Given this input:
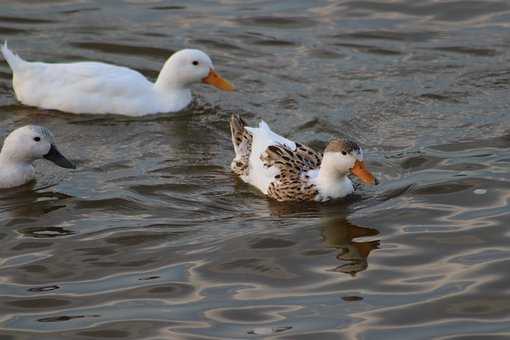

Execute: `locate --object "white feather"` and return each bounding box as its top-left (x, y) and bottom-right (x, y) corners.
top-left (1, 44), bottom-right (227, 116)
top-left (242, 120), bottom-right (296, 194)
top-left (1, 41), bottom-right (25, 72)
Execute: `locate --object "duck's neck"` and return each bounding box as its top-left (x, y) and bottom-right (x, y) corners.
top-left (0, 148), bottom-right (32, 165)
top-left (153, 63), bottom-right (192, 111)
top-left (0, 151), bottom-right (35, 188)
top-left (315, 155), bottom-right (353, 200)
top-left (154, 76), bottom-right (185, 92)
top-left (154, 59), bottom-right (185, 91)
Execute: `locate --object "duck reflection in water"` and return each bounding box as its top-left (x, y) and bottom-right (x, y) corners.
top-left (322, 217), bottom-right (379, 276)
top-left (266, 200), bottom-right (380, 276)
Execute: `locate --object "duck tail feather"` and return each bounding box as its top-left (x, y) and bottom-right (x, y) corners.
top-left (1, 41), bottom-right (25, 71)
top-left (229, 114), bottom-right (252, 176)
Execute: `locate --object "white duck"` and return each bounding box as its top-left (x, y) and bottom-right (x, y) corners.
top-left (1, 42), bottom-right (234, 116)
top-left (230, 114), bottom-right (377, 202)
top-left (0, 125), bottom-right (75, 189)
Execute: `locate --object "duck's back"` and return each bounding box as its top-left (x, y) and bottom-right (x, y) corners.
top-left (244, 121), bottom-right (296, 192)
top-left (12, 59), bottom-right (157, 114)
top-left (230, 115), bottom-right (325, 201)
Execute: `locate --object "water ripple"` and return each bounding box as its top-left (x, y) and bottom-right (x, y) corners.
top-left (0, 0), bottom-right (509, 338)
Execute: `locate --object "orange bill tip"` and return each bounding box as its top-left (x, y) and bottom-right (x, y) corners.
top-left (202, 69), bottom-right (235, 91)
top-left (351, 160), bottom-right (378, 185)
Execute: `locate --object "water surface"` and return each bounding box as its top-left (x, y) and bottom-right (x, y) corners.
top-left (1, 0), bottom-right (510, 339)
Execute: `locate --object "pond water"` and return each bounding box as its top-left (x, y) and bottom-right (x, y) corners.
top-left (0, 0), bottom-right (510, 339)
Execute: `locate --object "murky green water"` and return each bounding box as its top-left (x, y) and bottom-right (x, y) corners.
top-left (1, 0), bottom-right (510, 339)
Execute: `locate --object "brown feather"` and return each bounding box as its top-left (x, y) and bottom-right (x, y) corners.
top-left (229, 114), bottom-right (252, 177)
top-left (262, 143), bottom-right (322, 201)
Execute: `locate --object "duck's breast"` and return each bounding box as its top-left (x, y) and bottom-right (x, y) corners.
top-left (0, 163), bottom-right (34, 189)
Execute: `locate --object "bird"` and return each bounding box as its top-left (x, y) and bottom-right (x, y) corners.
top-left (0, 125), bottom-right (75, 189)
top-left (229, 114), bottom-right (378, 202)
top-left (1, 42), bottom-right (234, 116)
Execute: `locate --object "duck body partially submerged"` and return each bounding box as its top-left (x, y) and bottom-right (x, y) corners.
top-left (1, 43), bottom-right (234, 116)
top-left (229, 114), bottom-right (377, 202)
top-left (0, 125), bottom-right (75, 189)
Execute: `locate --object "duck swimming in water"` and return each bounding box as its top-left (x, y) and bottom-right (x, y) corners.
top-left (0, 125), bottom-right (75, 189)
top-left (1, 42), bottom-right (234, 116)
top-left (229, 114), bottom-right (378, 202)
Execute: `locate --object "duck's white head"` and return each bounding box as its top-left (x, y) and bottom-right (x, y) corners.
top-left (155, 49), bottom-right (234, 91)
top-left (1, 125), bottom-right (75, 169)
top-left (321, 139), bottom-right (377, 185)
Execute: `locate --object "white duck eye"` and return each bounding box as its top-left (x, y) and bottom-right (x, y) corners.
top-left (192, 60), bottom-right (199, 66)
top-left (341, 151), bottom-right (347, 156)
top-left (34, 136), bottom-right (41, 142)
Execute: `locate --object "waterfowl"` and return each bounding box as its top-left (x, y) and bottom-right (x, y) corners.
top-left (230, 114), bottom-right (377, 202)
top-left (0, 125), bottom-right (75, 189)
top-left (1, 42), bottom-right (234, 116)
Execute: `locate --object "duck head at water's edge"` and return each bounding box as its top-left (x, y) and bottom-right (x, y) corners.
top-left (0, 126), bottom-right (75, 189)
top-left (312, 139), bottom-right (378, 201)
top-left (155, 49), bottom-right (235, 92)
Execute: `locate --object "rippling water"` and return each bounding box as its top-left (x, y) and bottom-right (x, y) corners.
top-left (1, 0), bottom-right (510, 339)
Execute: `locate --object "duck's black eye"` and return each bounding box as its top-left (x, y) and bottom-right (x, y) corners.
top-left (34, 137), bottom-right (41, 142)
top-left (192, 60), bottom-right (199, 66)
top-left (341, 151), bottom-right (347, 156)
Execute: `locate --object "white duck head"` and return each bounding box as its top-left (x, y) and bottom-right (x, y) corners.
top-left (320, 139), bottom-right (377, 185)
top-left (0, 125), bottom-right (75, 169)
top-left (155, 49), bottom-right (234, 92)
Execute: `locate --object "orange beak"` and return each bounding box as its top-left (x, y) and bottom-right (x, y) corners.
top-left (351, 160), bottom-right (378, 185)
top-left (202, 69), bottom-right (235, 91)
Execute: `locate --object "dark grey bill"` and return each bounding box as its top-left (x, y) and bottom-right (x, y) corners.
top-left (44, 144), bottom-right (76, 169)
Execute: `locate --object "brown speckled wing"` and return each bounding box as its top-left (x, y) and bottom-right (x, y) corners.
top-left (261, 143), bottom-right (322, 202)
top-left (230, 114), bottom-right (252, 177)
top-left (294, 142), bottom-right (322, 171)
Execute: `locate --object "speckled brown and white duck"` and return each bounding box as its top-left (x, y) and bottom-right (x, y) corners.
top-left (230, 114), bottom-right (378, 202)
